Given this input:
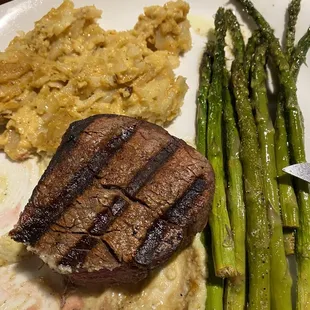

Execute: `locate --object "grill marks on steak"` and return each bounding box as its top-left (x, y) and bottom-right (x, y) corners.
top-left (135, 176), bottom-right (207, 267)
top-left (125, 139), bottom-right (180, 196)
top-left (10, 115), bottom-right (215, 284)
top-left (102, 200), bottom-right (157, 263)
top-left (11, 115), bottom-right (139, 245)
top-left (88, 196), bottom-right (130, 236)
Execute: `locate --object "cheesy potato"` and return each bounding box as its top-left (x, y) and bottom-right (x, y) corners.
top-left (73, 235), bottom-right (207, 310)
top-left (0, 0), bottom-right (191, 160)
top-left (0, 2), bottom-right (208, 309)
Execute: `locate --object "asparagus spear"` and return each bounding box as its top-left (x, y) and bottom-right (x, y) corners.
top-left (244, 30), bottom-right (261, 88)
top-left (283, 229), bottom-right (296, 256)
top-left (223, 69), bottom-right (246, 310)
top-left (224, 12), bottom-right (246, 309)
top-left (225, 9), bottom-right (245, 64)
top-left (207, 7), bottom-right (236, 278)
top-left (285, 0), bottom-right (301, 58)
top-left (290, 27), bottom-right (310, 81)
top-left (206, 229), bottom-right (224, 310)
top-left (194, 43), bottom-right (223, 310)
top-left (251, 43), bottom-right (292, 310)
top-left (271, 41), bottom-right (310, 309)
top-left (234, 0), bottom-right (310, 307)
top-left (296, 178), bottom-right (310, 310)
top-left (196, 42), bottom-right (214, 155)
top-left (275, 93), bottom-right (299, 228)
top-left (231, 59), bottom-right (270, 310)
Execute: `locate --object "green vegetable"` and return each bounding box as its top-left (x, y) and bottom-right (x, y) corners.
top-left (251, 43), bottom-right (292, 310)
top-left (231, 59), bottom-right (270, 310)
top-left (296, 178), bottom-right (310, 310)
top-left (235, 0), bottom-right (310, 307)
top-left (275, 92), bottom-right (299, 228)
top-left (225, 9), bottom-right (245, 64)
top-left (283, 229), bottom-right (296, 256)
top-left (290, 27), bottom-right (310, 81)
top-left (285, 0), bottom-right (301, 58)
top-left (244, 30), bottom-right (261, 82)
top-left (224, 11), bottom-right (246, 309)
top-left (206, 229), bottom-right (224, 310)
top-left (195, 42), bottom-right (222, 310)
top-left (207, 7), bottom-right (236, 278)
top-left (223, 69), bottom-right (246, 310)
top-left (196, 42), bottom-right (214, 155)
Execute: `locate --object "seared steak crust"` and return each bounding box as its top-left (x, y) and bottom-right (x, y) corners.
top-left (10, 114), bottom-right (214, 284)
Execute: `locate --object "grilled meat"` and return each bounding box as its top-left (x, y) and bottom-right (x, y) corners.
top-left (10, 114), bottom-right (214, 284)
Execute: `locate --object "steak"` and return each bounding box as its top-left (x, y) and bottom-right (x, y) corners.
top-left (9, 114), bottom-right (215, 285)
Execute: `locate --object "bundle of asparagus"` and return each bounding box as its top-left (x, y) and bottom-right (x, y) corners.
top-left (195, 0), bottom-right (310, 309)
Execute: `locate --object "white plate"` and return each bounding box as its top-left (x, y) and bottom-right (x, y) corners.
top-left (0, 0), bottom-right (309, 309)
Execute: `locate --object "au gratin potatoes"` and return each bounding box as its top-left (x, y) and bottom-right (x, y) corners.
top-left (0, 0), bottom-right (191, 160)
top-left (0, 1), bottom-right (209, 310)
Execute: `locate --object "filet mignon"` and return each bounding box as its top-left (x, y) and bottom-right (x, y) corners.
top-left (9, 114), bottom-right (215, 284)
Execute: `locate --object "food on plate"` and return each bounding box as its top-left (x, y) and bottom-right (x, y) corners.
top-left (290, 26), bottom-right (310, 80)
top-left (0, 234), bottom-right (30, 266)
top-left (222, 66), bottom-right (245, 307)
top-left (206, 8), bottom-right (236, 280)
top-left (0, 0), bottom-right (191, 161)
top-left (195, 42), bottom-right (213, 156)
top-left (285, 0), bottom-right (301, 59)
top-left (0, 1), bottom-right (210, 309)
top-left (251, 42), bottom-right (292, 309)
top-left (9, 114), bottom-right (215, 284)
top-left (238, 1), bottom-right (310, 308)
top-left (283, 229), bottom-right (295, 255)
top-left (196, 0), bottom-right (310, 308)
top-left (79, 235), bottom-right (207, 309)
top-left (1, 0), bottom-right (309, 307)
top-left (1, 235), bottom-right (207, 309)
